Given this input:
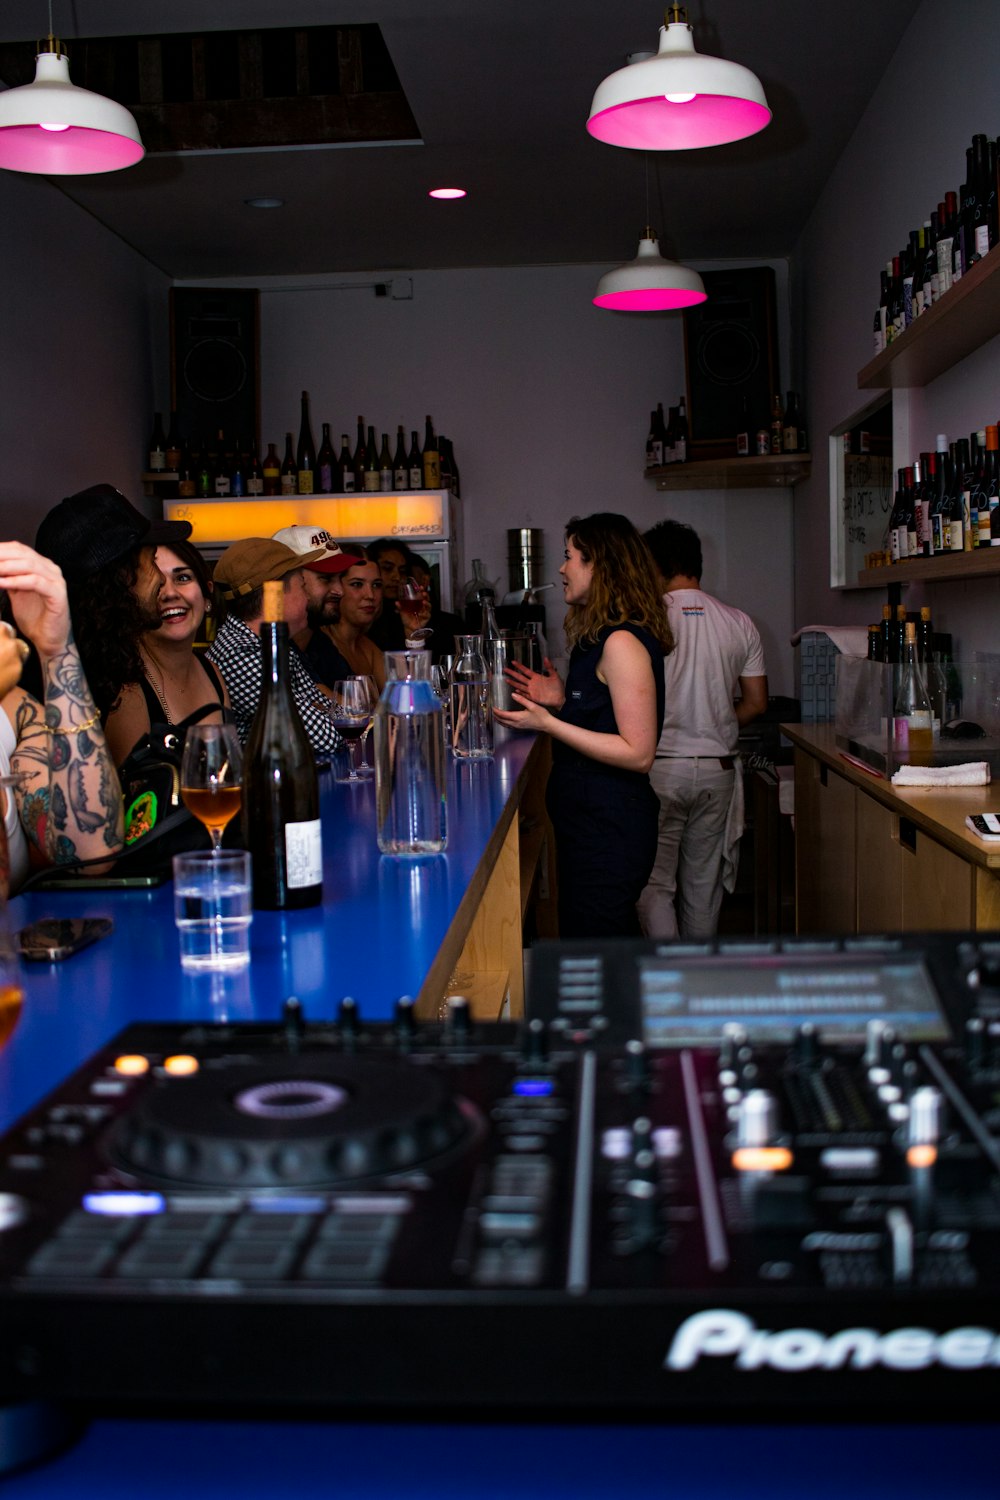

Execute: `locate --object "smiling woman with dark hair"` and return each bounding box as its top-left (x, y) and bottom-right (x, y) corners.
top-left (495, 511), bottom-right (672, 938)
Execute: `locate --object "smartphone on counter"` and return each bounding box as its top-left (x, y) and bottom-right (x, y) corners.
top-left (965, 814), bottom-right (1000, 843)
top-left (17, 918), bottom-right (114, 962)
top-left (27, 871), bottom-right (166, 891)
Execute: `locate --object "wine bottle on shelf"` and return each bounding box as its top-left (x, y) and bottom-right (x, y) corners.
top-left (903, 469), bottom-right (918, 558)
top-left (280, 433), bottom-right (297, 495)
top-left (364, 425), bottom-right (380, 491)
top-left (888, 471), bottom-right (905, 564)
top-left (673, 398), bottom-right (688, 464)
top-left (340, 434), bottom-right (356, 492)
top-left (975, 430), bottom-right (991, 548)
top-left (911, 456), bottom-right (928, 557)
top-left (873, 268), bottom-right (888, 354)
top-left (352, 417), bottom-right (367, 491)
top-left (663, 406), bottom-right (678, 464)
top-left (917, 605), bottom-right (934, 665)
top-left (393, 425), bottom-right (409, 489)
top-left (867, 624), bottom-right (881, 662)
top-left (970, 133), bottom-right (991, 262)
top-left (316, 423), bottom-right (337, 493)
top-left (923, 215), bottom-right (938, 312)
top-left (243, 581), bottom-right (323, 911)
top-left (148, 412), bottom-right (167, 472)
top-left (177, 443), bottom-right (196, 500)
top-left (782, 392), bottom-right (799, 453)
top-left (912, 226), bottom-right (927, 318)
top-left (197, 444), bottom-right (212, 500)
top-left (164, 411), bottom-right (182, 472)
top-left (230, 438), bottom-right (245, 498)
top-left (262, 443), bottom-right (281, 496)
top-left (407, 430), bottom-right (422, 489)
top-left (894, 604), bottom-right (908, 664)
top-left (947, 439), bottom-right (967, 552)
top-left (645, 409), bottom-right (661, 470)
top-left (937, 197), bottom-right (955, 296)
top-left (894, 621), bottom-right (933, 761)
top-left (736, 396), bottom-right (750, 457)
top-left (247, 445), bottom-right (264, 497)
top-left (901, 240), bottom-right (915, 327)
top-left (296, 391), bottom-right (316, 495)
top-left (214, 429), bottom-right (231, 497)
top-left (986, 426), bottom-right (1000, 546)
top-left (769, 393), bottom-right (783, 455)
top-left (879, 603), bottom-right (894, 663)
top-left (379, 432), bottom-right (393, 491)
top-left (439, 435), bottom-right (453, 492)
top-left (422, 415), bottom-right (441, 489)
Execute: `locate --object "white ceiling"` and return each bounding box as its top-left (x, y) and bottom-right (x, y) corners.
top-left (0, 0), bottom-right (921, 278)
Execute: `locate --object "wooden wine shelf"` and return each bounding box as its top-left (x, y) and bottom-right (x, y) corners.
top-left (858, 243), bottom-right (1000, 390)
top-left (646, 454), bottom-right (811, 490)
top-left (858, 548), bottom-right (1000, 588)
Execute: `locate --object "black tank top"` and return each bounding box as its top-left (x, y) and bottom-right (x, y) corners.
top-left (551, 623), bottom-right (665, 778)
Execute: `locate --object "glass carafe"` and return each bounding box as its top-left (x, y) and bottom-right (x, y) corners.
top-left (374, 650), bottom-right (447, 855)
top-left (450, 634), bottom-right (494, 759)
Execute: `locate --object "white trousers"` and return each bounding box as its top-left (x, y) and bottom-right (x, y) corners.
top-left (636, 758), bottom-right (737, 941)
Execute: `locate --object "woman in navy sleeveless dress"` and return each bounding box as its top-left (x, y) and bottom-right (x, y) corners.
top-left (496, 512), bottom-right (672, 938)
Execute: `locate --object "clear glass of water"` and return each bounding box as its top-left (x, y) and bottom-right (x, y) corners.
top-left (173, 849), bottom-right (253, 972)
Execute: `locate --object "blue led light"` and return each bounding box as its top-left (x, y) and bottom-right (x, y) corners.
top-left (248, 1196), bottom-right (326, 1214)
top-left (83, 1192), bottom-right (165, 1216)
top-left (513, 1078), bottom-right (554, 1097)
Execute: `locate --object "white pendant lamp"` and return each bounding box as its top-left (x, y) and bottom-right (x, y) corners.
top-left (0, 31), bottom-right (144, 175)
top-left (587, 4), bottom-right (770, 152)
top-left (594, 230), bottom-right (706, 312)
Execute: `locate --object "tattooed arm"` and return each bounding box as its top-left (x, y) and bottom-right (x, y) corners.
top-left (0, 543), bottom-right (123, 871)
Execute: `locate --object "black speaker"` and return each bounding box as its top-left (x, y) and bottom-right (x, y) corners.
top-left (682, 267), bottom-right (779, 460)
top-left (170, 288), bottom-right (260, 450)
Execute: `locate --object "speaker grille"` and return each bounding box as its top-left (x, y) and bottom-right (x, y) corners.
top-left (683, 267), bottom-right (779, 460)
top-left (170, 288), bottom-right (260, 448)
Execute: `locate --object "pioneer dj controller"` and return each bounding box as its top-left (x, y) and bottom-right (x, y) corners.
top-left (2, 934), bottom-right (1000, 1420)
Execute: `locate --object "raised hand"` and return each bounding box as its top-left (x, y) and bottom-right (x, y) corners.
top-left (503, 656), bottom-right (564, 709)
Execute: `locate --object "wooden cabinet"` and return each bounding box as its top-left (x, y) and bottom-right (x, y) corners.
top-left (787, 724), bottom-right (1000, 936)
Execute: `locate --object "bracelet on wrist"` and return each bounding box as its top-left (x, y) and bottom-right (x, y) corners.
top-left (41, 708), bottom-right (100, 736)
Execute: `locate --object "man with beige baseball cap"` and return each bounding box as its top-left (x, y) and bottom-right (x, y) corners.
top-left (205, 537), bottom-right (344, 755)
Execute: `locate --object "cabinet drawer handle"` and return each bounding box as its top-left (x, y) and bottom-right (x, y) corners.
top-left (899, 817), bottom-right (917, 853)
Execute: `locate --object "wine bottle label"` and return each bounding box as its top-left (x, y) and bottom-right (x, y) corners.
top-left (248, 476), bottom-right (264, 496)
top-left (215, 475), bottom-right (231, 496)
top-left (949, 518), bottom-right (964, 551)
top-left (782, 428), bottom-right (797, 452)
top-left (674, 438), bottom-right (686, 463)
top-left (393, 467), bottom-right (408, 488)
top-left (755, 430), bottom-right (770, 456)
top-left (736, 433), bottom-right (749, 457)
top-left (297, 470), bottom-right (314, 494)
top-left (409, 467), bottom-right (422, 488)
top-left (166, 448), bottom-right (181, 470)
top-left (178, 479), bottom-right (196, 498)
top-left (363, 472), bottom-right (381, 492)
top-left (976, 225), bottom-right (990, 258)
top-left (281, 475), bottom-right (296, 495)
top-left (343, 471), bottom-right (356, 491)
top-left (285, 819), bottom-right (322, 888)
top-left (150, 451), bottom-right (166, 472)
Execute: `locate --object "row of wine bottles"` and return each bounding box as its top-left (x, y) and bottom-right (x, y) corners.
top-left (737, 391), bottom-right (808, 458)
top-left (885, 421), bottom-right (1000, 562)
top-left (872, 131), bottom-right (999, 355)
top-left (644, 398), bottom-right (688, 467)
top-left (146, 398), bottom-right (459, 498)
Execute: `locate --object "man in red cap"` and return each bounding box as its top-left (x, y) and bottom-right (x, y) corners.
top-left (206, 536), bottom-right (345, 756)
top-left (271, 526), bottom-right (355, 687)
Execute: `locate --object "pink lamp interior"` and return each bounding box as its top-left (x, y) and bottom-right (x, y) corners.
top-left (588, 95), bottom-right (770, 151)
top-left (593, 286), bottom-right (707, 311)
top-left (0, 123), bottom-right (144, 174)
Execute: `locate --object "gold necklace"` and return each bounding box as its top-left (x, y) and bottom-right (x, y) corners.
top-left (142, 656), bottom-right (171, 722)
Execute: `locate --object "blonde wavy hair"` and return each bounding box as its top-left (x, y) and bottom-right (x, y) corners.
top-left (562, 512), bottom-right (673, 654)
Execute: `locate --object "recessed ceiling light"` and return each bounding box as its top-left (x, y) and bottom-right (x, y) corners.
top-left (245, 196), bottom-right (285, 209)
top-left (428, 187), bottom-right (466, 200)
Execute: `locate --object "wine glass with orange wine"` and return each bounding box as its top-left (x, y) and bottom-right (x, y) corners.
top-left (180, 724), bottom-right (243, 853)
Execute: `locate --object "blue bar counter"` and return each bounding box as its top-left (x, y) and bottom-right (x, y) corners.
top-left (1, 727), bottom-right (550, 1133)
top-left (1, 733), bottom-right (997, 1497)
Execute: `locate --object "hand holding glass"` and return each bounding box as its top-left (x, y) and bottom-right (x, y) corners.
top-left (181, 723), bottom-right (244, 852)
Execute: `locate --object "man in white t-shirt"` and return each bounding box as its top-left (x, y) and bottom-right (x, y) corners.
top-left (637, 520), bottom-right (768, 941)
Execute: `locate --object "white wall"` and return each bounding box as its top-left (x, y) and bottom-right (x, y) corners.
top-left (0, 172), bottom-right (169, 538)
top-left (793, 0), bottom-right (1000, 660)
top-left (186, 262), bottom-right (796, 692)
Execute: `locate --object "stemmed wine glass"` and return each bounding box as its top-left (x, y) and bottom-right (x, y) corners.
top-left (328, 680), bottom-right (372, 783)
top-left (350, 675), bottom-right (378, 778)
top-left (180, 723), bottom-right (244, 853)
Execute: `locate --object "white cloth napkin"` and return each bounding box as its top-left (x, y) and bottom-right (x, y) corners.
top-left (891, 762), bottom-right (991, 787)
top-left (790, 625), bottom-right (870, 657)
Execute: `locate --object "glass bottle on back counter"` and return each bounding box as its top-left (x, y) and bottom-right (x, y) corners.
top-left (316, 423), bottom-right (338, 493)
top-left (352, 416), bottom-right (367, 490)
top-left (894, 621), bottom-right (933, 762)
top-left (422, 415), bottom-right (441, 488)
top-left (674, 398), bottom-right (688, 464)
top-left (243, 581), bottom-right (322, 910)
top-left (393, 426), bottom-right (408, 489)
top-left (297, 391), bottom-right (316, 494)
top-left (262, 442), bottom-right (281, 496)
top-left (407, 430), bottom-right (422, 489)
top-left (148, 412), bottom-right (167, 472)
top-left (340, 434), bottom-right (356, 491)
top-left (280, 433), bottom-right (297, 495)
top-left (165, 411), bottom-right (182, 472)
top-left (986, 425), bottom-right (1000, 545)
top-left (782, 392), bottom-right (799, 453)
top-left (246, 446), bottom-right (264, 498)
top-left (379, 432), bottom-right (393, 490)
top-left (769, 393), bottom-right (783, 455)
top-left (364, 425), bottom-right (380, 491)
